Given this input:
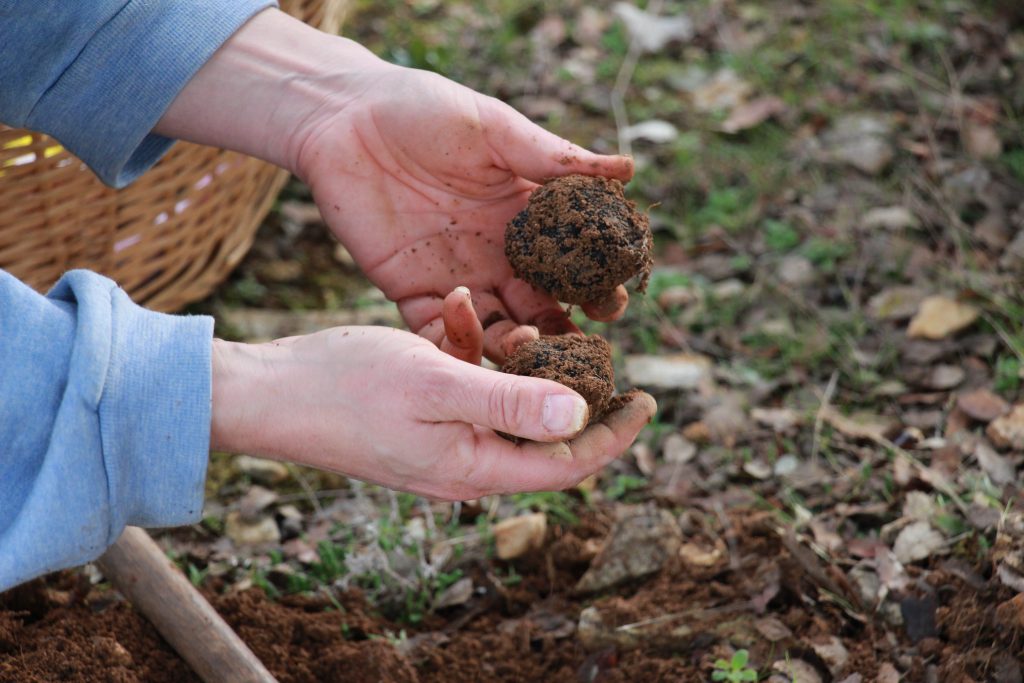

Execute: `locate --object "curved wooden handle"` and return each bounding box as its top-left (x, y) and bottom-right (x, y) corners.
top-left (97, 526), bottom-right (278, 683)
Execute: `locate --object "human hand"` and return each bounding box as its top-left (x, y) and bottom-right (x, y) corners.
top-left (210, 327), bottom-right (656, 500)
top-left (155, 9), bottom-right (635, 361)
top-left (292, 63), bottom-right (635, 362)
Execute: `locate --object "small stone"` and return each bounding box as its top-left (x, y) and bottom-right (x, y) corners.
top-left (876, 663), bottom-right (901, 683)
top-left (662, 432), bottom-right (697, 464)
top-left (988, 405), bottom-right (1024, 451)
top-left (493, 513), bottom-right (547, 560)
top-left (958, 388), bottom-right (1011, 422)
top-left (772, 658), bottom-right (823, 683)
top-left (862, 206), bottom-right (920, 231)
top-left (773, 455), bottom-right (799, 476)
top-left (922, 364), bottom-right (965, 390)
top-left (823, 114), bottom-right (894, 175)
top-left (623, 354), bottom-right (711, 389)
top-left (678, 540), bottom-right (725, 567)
top-left (777, 255), bottom-right (816, 287)
top-left (225, 511), bottom-right (281, 546)
top-left (893, 522), bottom-right (945, 564)
top-left (754, 616), bottom-right (792, 642)
top-left (976, 441), bottom-right (1016, 486)
top-left (432, 577), bottom-right (474, 610)
top-left (907, 296), bottom-right (980, 340)
top-left (711, 278), bottom-right (746, 300)
top-left (811, 636), bottom-right (849, 676)
top-left (657, 285), bottom-right (699, 309)
top-left (575, 504), bottom-right (682, 593)
top-left (234, 455), bottom-right (290, 485)
top-left (963, 123), bottom-right (1003, 160)
top-left (902, 491), bottom-right (939, 523)
top-left (752, 407), bottom-right (801, 433)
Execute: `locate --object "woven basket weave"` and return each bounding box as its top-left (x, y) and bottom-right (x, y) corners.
top-left (0, 0), bottom-right (347, 312)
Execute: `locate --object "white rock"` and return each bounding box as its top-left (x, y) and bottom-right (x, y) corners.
top-left (234, 455), bottom-right (289, 485)
top-left (624, 354), bottom-right (711, 389)
top-left (493, 513), bottom-right (547, 560)
top-left (861, 206), bottom-right (919, 231)
top-left (225, 511), bottom-right (280, 546)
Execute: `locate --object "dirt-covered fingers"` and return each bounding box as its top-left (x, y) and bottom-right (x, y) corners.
top-left (483, 319), bottom-right (539, 364)
top-left (459, 392), bottom-right (656, 494)
top-left (580, 285), bottom-right (630, 322)
top-left (422, 360), bottom-right (588, 442)
top-left (441, 287), bottom-right (483, 364)
top-left (478, 97), bottom-right (634, 183)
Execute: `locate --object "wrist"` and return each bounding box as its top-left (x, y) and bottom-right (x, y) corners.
top-left (210, 338), bottom-right (266, 454)
top-left (155, 8), bottom-right (387, 174)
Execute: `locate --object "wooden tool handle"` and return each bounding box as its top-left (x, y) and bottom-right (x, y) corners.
top-left (97, 526), bottom-right (278, 683)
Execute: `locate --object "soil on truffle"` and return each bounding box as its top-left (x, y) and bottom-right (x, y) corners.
top-left (505, 175), bottom-right (652, 305)
top-left (502, 335), bottom-right (615, 423)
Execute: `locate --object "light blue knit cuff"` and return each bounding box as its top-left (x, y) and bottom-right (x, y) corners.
top-left (26, 0), bottom-right (277, 188)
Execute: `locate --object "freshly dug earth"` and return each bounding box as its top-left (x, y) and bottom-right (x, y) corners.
top-left (505, 174), bottom-right (652, 306)
top-left (2, 509), bottom-right (1019, 682)
top-left (502, 334), bottom-right (615, 423)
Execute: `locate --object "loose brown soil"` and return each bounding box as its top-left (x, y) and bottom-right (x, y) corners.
top-left (3, 509), bottom-right (1019, 682)
top-left (502, 334), bottom-right (615, 423)
top-left (505, 175), bottom-right (652, 306)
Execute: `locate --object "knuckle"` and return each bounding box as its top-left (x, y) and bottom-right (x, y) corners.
top-left (488, 378), bottom-right (531, 434)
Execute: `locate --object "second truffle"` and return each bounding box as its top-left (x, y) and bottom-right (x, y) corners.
top-left (501, 334), bottom-right (615, 424)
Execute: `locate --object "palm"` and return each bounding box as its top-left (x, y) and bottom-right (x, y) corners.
top-left (298, 68), bottom-right (633, 358)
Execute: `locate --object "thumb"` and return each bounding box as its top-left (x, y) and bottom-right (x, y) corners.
top-left (479, 97), bottom-right (634, 183)
top-left (426, 359), bottom-right (590, 442)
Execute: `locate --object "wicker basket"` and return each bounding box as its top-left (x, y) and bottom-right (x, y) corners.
top-left (0, 0), bottom-right (348, 313)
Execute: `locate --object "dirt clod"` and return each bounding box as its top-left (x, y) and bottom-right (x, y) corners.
top-left (505, 174), bottom-right (652, 305)
top-left (502, 334), bottom-right (614, 423)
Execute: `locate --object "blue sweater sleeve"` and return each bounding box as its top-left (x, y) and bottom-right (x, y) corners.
top-left (0, 270), bottom-right (214, 591)
top-left (0, 0), bottom-right (276, 188)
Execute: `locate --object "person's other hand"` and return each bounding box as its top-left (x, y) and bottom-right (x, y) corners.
top-left (210, 327), bottom-right (655, 500)
top-left (292, 63), bottom-right (634, 363)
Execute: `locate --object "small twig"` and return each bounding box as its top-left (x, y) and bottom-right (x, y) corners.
top-left (982, 312), bottom-right (1024, 363)
top-left (712, 500), bottom-right (741, 572)
top-left (811, 371), bottom-right (840, 465)
top-left (610, 0), bottom-right (666, 156)
top-left (615, 601), bottom-right (749, 632)
top-left (287, 464), bottom-right (324, 516)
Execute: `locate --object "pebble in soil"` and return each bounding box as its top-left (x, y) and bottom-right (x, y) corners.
top-left (502, 334), bottom-right (615, 425)
top-left (504, 174), bottom-right (653, 307)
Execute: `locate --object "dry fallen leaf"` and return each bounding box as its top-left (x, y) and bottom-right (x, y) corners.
top-left (720, 96), bottom-right (786, 133)
top-left (963, 122), bottom-right (1003, 160)
top-left (906, 296), bottom-right (980, 340)
top-left (893, 521), bottom-right (945, 564)
top-left (958, 388), bottom-right (1011, 422)
top-left (988, 404), bottom-right (1024, 451)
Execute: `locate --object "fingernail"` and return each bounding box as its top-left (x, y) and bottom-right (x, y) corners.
top-left (455, 286), bottom-right (470, 297)
top-left (542, 394), bottom-right (588, 435)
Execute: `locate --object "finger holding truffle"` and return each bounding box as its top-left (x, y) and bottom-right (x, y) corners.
top-left (505, 174), bottom-right (653, 315)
